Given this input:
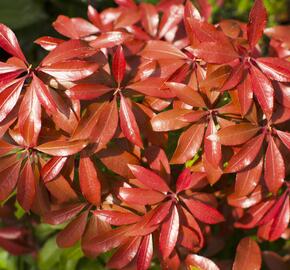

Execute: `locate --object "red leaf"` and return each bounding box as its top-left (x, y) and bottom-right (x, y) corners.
top-left (107, 237), bottom-right (141, 269)
top-left (247, 0), bottom-right (267, 49)
top-left (128, 164), bottom-right (169, 193)
top-left (228, 185), bottom-right (263, 209)
top-left (171, 122), bottom-right (205, 164)
top-left (82, 215), bottom-right (111, 257)
top-left (203, 154), bottom-right (223, 185)
top-left (94, 210), bottom-right (141, 226)
top-left (41, 156), bottom-right (68, 183)
top-left (34, 36), bottom-right (64, 51)
top-left (177, 110), bottom-right (208, 123)
top-left (165, 82), bottom-right (205, 107)
top-left (137, 234), bottom-right (153, 270)
top-left (0, 160), bottom-right (21, 201)
top-left (200, 65), bottom-right (233, 91)
top-left (176, 168), bottom-right (192, 193)
top-left (185, 254), bottom-right (220, 270)
top-left (90, 31), bottom-right (132, 48)
top-left (0, 228), bottom-right (23, 240)
top-left (250, 63), bottom-right (274, 119)
top-left (41, 39), bottom-right (96, 66)
top-left (274, 82), bottom-right (290, 108)
top-left (159, 205), bottom-right (179, 259)
top-left (36, 140), bottom-right (88, 156)
top-left (158, 4), bottom-right (184, 39)
top-left (112, 46), bottom-right (126, 86)
top-left (40, 60), bottom-right (99, 82)
top-left (53, 15), bottom-right (98, 39)
top-left (0, 140), bottom-right (18, 156)
top-left (16, 160), bottom-right (35, 211)
top-left (86, 226), bottom-right (129, 256)
top-left (225, 133), bottom-right (265, 173)
top-left (151, 109), bottom-right (191, 132)
top-left (192, 41), bottom-right (238, 64)
top-left (97, 146), bottom-right (140, 178)
top-left (72, 102), bottom-right (106, 141)
top-left (0, 105), bottom-right (19, 138)
top-left (204, 116), bottom-right (221, 167)
top-left (82, 214), bottom-right (109, 242)
top-left (115, 0), bottom-right (137, 9)
top-left (128, 203), bottom-right (171, 237)
top-left (79, 157), bottom-right (101, 206)
top-left (0, 61), bottom-right (25, 75)
top-left (237, 74), bottom-right (253, 116)
top-left (45, 174), bottom-right (79, 204)
top-left (145, 200), bottom-right (173, 228)
top-left (31, 73), bottom-right (57, 114)
top-left (66, 84), bottom-right (112, 100)
top-left (264, 136), bottom-right (285, 194)
top-left (140, 3), bottom-right (159, 37)
top-left (144, 145), bottom-right (171, 180)
top-left (186, 17), bottom-right (227, 44)
top-left (276, 130), bottom-right (290, 150)
top-left (119, 94), bottom-right (143, 148)
top-left (256, 57), bottom-right (290, 82)
top-left (0, 24), bottom-right (26, 62)
top-left (259, 196), bottom-right (289, 241)
top-left (179, 225), bottom-right (202, 251)
top-left (141, 40), bottom-right (188, 60)
top-left (87, 5), bottom-right (103, 29)
top-left (184, 0), bottom-right (201, 23)
top-left (220, 62), bottom-right (245, 91)
top-left (43, 203), bottom-right (86, 225)
top-left (50, 93), bottom-right (80, 134)
top-left (217, 123), bottom-right (261, 146)
top-left (264, 25), bottom-right (290, 43)
top-left (18, 82), bottom-right (41, 147)
top-left (128, 78), bottom-right (174, 99)
top-left (0, 154), bottom-right (21, 172)
top-left (0, 238), bottom-right (32, 256)
top-left (259, 191), bottom-right (288, 226)
top-left (0, 78), bottom-right (25, 122)
top-left (56, 211), bottom-right (88, 248)
top-left (196, 0), bottom-right (212, 21)
top-left (119, 187), bottom-right (166, 205)
top-left (183, 198), bottom-right (225, 224)
top-left (233, 237), bottom-right (262, 270)
top-left (91, 97), bottom-right (118, 151)
top-left (235, 200), bottom-right (275, 229)
top-left (235, 156), bottom-right (263, 196)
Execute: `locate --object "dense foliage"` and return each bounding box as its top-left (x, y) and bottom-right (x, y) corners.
top-left (0, 0), bottom-right (289, 269)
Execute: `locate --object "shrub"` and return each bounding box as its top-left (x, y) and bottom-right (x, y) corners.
top-left (0, 0), bottom-right (289, 269)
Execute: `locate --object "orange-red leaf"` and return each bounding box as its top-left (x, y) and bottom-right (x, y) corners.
top-left (36, 140), bottom-right (88, 156)
top-left (119, 94), bottom-right (143, 148)
top-left (247, 0), bottom-right (267, 49)
top-left (79, 157), bottom-right (101, 206)
top-left (16, 160), bottom-right (35, 211)
top-left (233, 237), bottom-right (262, 270)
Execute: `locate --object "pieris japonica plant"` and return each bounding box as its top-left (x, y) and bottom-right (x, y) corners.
top-left (0, 0), bottom-right (289, 269)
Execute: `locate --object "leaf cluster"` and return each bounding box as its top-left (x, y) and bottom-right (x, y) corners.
top-left (0, 0), bottom-right (289, 269)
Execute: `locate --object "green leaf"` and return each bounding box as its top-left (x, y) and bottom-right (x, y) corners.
top-left (77, 259), bottom-right (105, 270)
top-left (37, 237), bottom-right (61, 270)
top-left (190, 267), bottom-right (201, 270)
top-left (35, 223), bottom-right (66, 241)
top-left (0, 249), bottom-right (18, 270)
top-left (14, 201), bottom-right (25, 220)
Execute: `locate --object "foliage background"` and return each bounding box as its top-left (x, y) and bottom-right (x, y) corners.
top-left (0, 0), bottom-right (289, 269)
